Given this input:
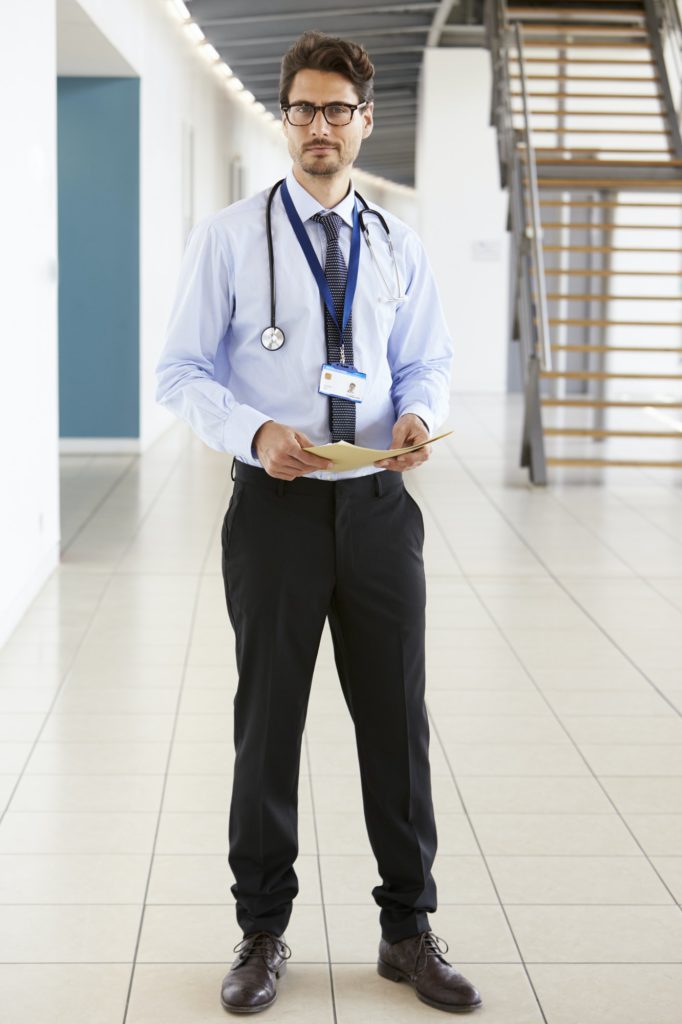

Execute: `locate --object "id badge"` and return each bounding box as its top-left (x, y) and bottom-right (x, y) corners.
top-left (318, 363), bottom-right (367, 403)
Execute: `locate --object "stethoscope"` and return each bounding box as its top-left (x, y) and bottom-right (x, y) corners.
top-left (260, 178), bottom-right (407, 351)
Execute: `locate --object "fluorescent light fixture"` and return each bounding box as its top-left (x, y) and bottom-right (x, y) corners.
top-left (184, 22), bottom-right (205, 44)
top-left (200, 43), bottom-right (220, 63)
top-left (169, 0), bottom-right (191, 20)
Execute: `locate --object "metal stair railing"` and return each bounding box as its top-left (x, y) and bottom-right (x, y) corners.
top-left (645, 0), bottom-right (682, 156)
top-left (488, 0), bottom-right (552, 483)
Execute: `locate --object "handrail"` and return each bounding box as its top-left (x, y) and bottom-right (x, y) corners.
top-left (646, 0), bottom-right (682, 156)
top-left (513, 22), bottom-right (553, 373)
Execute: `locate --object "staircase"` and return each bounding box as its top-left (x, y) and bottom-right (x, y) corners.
top-left (488, 0), bottom-right (682, 482)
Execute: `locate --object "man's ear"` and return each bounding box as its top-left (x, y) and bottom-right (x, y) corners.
top-left (362, 101), bottom-right (374, 140)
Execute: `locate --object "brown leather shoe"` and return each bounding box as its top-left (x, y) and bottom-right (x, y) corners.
top-left (220, 931), bottom-right (291, 1014)
top-left (378, 931), bottom-right (482, 1013)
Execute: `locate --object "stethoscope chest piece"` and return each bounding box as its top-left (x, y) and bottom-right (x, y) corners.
top-left (261, 326), bottom-right (285, 351)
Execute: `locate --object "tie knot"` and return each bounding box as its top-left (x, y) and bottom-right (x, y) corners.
top-left (313, 211), bottom-right (342, 241)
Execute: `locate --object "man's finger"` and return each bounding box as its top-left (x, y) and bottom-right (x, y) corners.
top-left (289, 447), bottom-right (333, 470)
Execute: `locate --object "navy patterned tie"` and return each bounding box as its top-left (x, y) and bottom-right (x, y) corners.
top-left (312, 211), bottom-right (356, 444)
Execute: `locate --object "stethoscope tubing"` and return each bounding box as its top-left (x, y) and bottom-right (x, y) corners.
top-left (262, 179), bottom-right (403, 350)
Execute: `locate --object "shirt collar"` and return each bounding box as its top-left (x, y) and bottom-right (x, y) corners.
top-left (284, 168), bottom-right (356, 228)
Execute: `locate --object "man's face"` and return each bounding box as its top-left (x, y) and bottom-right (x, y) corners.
top-left (282, 68), bottom-right (373, 178)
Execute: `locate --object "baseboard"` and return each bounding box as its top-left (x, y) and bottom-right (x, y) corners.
top-left (59, 437), bottom-right (142, 454)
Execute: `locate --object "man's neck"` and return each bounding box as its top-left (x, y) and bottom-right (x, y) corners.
top-left (292, 165), bottom-right (352, 210)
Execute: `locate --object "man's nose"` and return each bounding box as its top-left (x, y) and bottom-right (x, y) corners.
top-left (309, 108), bottom-right (330, 132)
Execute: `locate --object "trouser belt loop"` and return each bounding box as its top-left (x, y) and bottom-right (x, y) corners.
top-left (230, 458), bottom-right (237, 482)
top-left (374, 473), bottom-right (384, 498)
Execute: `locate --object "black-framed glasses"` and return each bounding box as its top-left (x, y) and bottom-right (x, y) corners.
top-left (281, 101), bottom-right (368, 126)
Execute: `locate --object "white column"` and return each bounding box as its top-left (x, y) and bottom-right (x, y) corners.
top-left (416, 47), bottom-right (510, 393)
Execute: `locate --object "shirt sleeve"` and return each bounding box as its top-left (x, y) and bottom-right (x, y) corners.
top-left (386, 229), bottom-right (453, 436)
top-left (155, 217), bottom-right (272, 458)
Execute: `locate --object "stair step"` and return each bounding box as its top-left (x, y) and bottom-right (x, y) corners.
top-left (544, 292), bottom-right (682, 300)
top-left (541, 222), bottom-right (680, 229)
top-left (544, 244), bottom-right (682, 252)
top-left (508, 6), bottom-right (646, 18)
top-left (544, 428), bottom-right (682, 438)
top-left (510, 56), bottom-right (656, 63)
top-left (535, 178), bottom-right (682, 188)
top-left (515, 107), bottom-right (666, 116)
top-left (534, 147), bottom-right (675, 153)
top-left (538, 200), bottom-right (682, 208)
top-left (518, 24), bottom-right (648, 35)
top-left (551, 343), bottom-right (682, 352)
top-left (540, 370), bottom-right (682, 379)
top-left (517, 38), bottom-right (650, 47)
top-left (541, 398), bottom-right (682, 407)
top-left (532, 154), bottom-right (682, 163)
top-left (545, 457), bottom-right (682, 467)
top-left (511, 90), bottom-right (664, 98)
top-left (546, 317), bottom-right (682, 326)
top-left (527, 128), bottom-right (671, 135)
top-left (544, 269), bottom-right (682, 276)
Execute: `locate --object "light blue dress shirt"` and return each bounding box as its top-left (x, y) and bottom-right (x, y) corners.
top-left (155, 168), bottom-right (453, 479)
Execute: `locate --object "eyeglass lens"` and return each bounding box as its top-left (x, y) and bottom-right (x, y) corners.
top-left (287, 104), bottom-right (356, 126)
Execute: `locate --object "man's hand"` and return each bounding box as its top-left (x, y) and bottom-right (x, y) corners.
top-left (254, 421), bottom-right (333, 480)
top-left (374, 413), bottom-right (430, 472)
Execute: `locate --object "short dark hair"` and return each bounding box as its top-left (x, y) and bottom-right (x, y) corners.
top-left (279, 30), bottom-right (375, 107)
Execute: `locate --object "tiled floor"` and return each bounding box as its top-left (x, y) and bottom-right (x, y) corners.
top-left (2, 394), bottom-right (682, 1023)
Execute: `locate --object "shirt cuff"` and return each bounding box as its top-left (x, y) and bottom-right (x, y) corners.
top-left (397, 403), bottom-right (433, 436)
top-left (223, 404), bottom-right (273, 461)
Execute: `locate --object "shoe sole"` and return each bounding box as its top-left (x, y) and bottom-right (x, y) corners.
top-left (377, 959), bottom-right (482, 1014)
top-left (220, 963), bottom-right (286, 1014)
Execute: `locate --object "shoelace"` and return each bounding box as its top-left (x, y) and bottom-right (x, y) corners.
top-left (415, 931), bottom-right (450, 975)
top-left (232, 931), bottom-right (292, 966)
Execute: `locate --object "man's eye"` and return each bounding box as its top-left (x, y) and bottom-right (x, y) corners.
top-left (327, 105), bottom-right (348, 116)
top-left (294, 104), bottom-right (313, 114)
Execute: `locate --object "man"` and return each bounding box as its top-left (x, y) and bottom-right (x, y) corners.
top-left (156, 30), bottom-right (482, 1017)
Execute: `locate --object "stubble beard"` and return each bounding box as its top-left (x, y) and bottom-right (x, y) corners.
top-left (298, 143), bottom-right (356, 178)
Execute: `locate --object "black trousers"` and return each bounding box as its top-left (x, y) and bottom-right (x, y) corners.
top-left (220, 461), bottom-right (438, 944)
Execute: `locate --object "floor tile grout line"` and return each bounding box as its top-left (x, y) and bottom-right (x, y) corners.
top-left (12, 959), bottom-right (682, 965)
top-left (410, 453), bottom-right (554, 1021)
top-left (303, 730), bottom-right (339, 1024)
top-left (456, 394), bottom-right (682, 571)
top-left (0, 437), bottom-right (200, 827)
top-left (426, 709), bottom-right (550, 1024)
top-left (120, 479), bottom-right (232, 1024)
top-left (431, 453), bottom-right (682, 914)
top-left (60, 455), bottom-right (137, 555)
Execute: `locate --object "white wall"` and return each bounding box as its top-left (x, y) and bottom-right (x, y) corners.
top-left (0, 0), bottom-right (60, 649)
top-left (417, 47), bottom-right (509, 393)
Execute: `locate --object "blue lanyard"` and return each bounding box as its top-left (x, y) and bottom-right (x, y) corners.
top-left (280, 180), bottom-right (361, 341)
